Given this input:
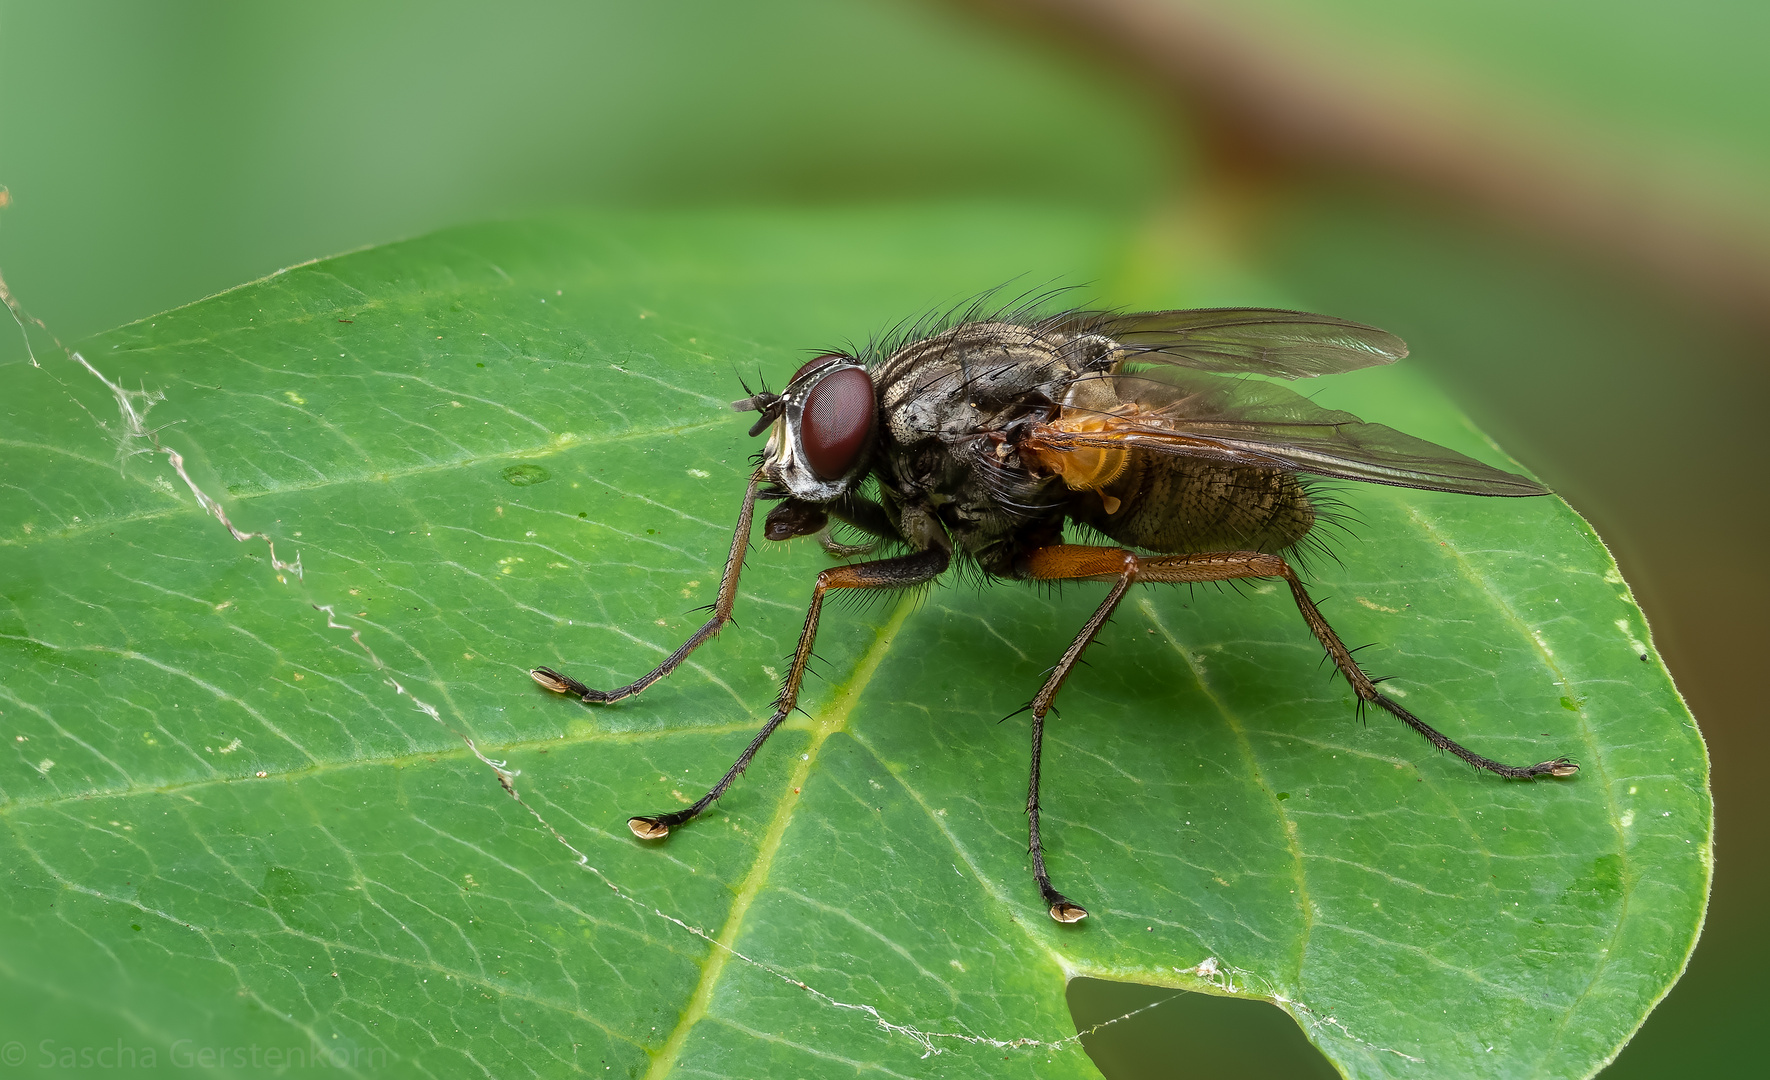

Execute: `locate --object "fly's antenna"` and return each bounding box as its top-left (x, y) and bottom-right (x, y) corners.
top-left (730, 363), bottom-right (784, 434)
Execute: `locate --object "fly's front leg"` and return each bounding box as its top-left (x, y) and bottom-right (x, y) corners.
top-left (530, 471), bottom-right (765, 704)
top-left (626, 545), bottom-right (950, 839)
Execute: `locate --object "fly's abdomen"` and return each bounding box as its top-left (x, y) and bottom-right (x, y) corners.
top-left (1075, 454), bottom-right (1316, 555)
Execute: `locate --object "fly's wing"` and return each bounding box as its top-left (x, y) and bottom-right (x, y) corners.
top-left (1046, 308), bottom-right (1409, 380)
top-left (1025, 367), bottom-right (1547, 496)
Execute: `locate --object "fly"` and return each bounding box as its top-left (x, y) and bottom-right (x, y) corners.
top-left (532, 306), bottom-right (1579, 922)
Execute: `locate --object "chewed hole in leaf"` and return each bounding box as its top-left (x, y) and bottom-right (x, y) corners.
top-left (1070, 978), bottom-right (1339, 1078)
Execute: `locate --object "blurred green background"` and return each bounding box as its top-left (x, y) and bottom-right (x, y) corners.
top-left (2, 1), bottom-right (1760, 1075)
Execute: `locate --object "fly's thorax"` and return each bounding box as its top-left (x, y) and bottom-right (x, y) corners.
top-left (758, 355), bottom-right (879, 502)
top-left (862, 322), bottom-right (1117, 564)
top-left (872, 322), bottom-right (1105, 449)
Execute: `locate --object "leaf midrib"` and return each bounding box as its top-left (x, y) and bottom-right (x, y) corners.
top-left (642, 592), bottom-right (921, 1077)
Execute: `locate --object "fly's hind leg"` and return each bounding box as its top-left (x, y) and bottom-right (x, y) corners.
top-left (1273, 564), bottom-right (1580, 780)
top-left (1018, 544), bottom-right (1579, 923)
top-left (1033, 546), bottom-right (1579, 778)
top-left (1092, 545), bottom-right (1580, 778)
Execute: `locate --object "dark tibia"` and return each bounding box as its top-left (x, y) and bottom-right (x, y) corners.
top-left (1281, 577), bottom-right (1578, 779)
top-left (625, 546), bottom-right (950, 839)
top-left (1016, 547), bottom-right (1143, 922)
top-left (1028, 706), bottom-right (1089, 923)
top-left (531, 471), bottom-right (765, 705)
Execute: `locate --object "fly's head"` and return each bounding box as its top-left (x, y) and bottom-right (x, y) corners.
top-left (732, 353), bottom-right (879, 506)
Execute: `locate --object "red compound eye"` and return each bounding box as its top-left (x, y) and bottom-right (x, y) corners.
top-left (792, 354), bottom-right (844, 382)
top-left (799, 366), bottom-right (875, 480)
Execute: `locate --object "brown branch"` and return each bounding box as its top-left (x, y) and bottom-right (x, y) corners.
top-left (957, 0), bottom-right (1770, 322)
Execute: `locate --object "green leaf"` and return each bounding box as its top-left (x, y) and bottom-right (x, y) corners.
top-left (0, 203), bottom-right (1708, 1078)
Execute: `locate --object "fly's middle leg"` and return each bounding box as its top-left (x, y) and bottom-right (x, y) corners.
top-left (624, 546), bottom-right (949, 839)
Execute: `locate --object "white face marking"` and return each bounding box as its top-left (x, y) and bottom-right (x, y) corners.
top-left (760, 361), bottom-right (872, 502)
